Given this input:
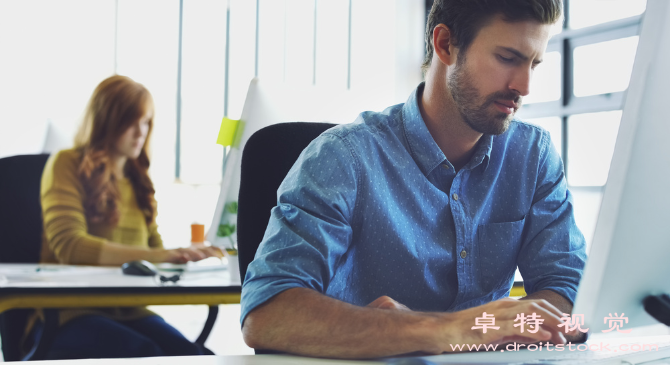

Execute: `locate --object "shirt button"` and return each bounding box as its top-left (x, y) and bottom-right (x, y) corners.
top-left (460, 249), bottom-right (467, 259)
top-left (441, 164), bottom-right (450, 170)
top-left (452, 193), bottom-right (459, 201)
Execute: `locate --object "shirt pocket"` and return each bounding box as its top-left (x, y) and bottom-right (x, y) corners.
top-left (476, 217), bottom-right (526, 293)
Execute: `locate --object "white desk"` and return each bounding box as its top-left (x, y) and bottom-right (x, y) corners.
top-left (420, 333), bottom-right (670, 364)
top-left (0, 263), bottom-right (241, 361)
top-left (20, 333), bottom-right (670, 365)
top-left (0, 263), bottom-right (241, 312)
top-left (18, 330), bottom-right (670, 365)
top-left (28, 355), bottom-right (384, 365)
top-left (4, 264), bottom-right (670, 364)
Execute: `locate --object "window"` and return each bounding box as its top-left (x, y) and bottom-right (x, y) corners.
top-left (569, 0), bottom-right (646, 29)
top-left (116, 0), bottom-right (180, 184)
top-left (567, 111), bottom-right (621, 187)
top-left (179, 0), bottom-right (227, 184)
top-left (160, 0), bottom-right (421, 245)
top-left (573, 37), bottom-right (638, 97)
top-left (0, 0), bottom-right (116, 157)
top-left (517, 0), bottom-right (645, 246)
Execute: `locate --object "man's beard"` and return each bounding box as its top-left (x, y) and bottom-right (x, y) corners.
top-left (447, 60), bottom-right (522, 135)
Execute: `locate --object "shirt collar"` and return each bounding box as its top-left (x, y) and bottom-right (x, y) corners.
top-left (464, 134), bottom-right (493, 172)
top-left (401, 83), bottom-right (494, 175)
top-left (401, 83), bottom-right (447, 177)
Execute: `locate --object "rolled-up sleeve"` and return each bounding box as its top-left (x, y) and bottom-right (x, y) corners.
top-left (517, 131), bottom-right (587, 304)
top-left (240, 133), bottom-right (359, 325)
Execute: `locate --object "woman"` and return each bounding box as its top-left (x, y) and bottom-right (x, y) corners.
top-left (33, 75), bottom-right (221, 359)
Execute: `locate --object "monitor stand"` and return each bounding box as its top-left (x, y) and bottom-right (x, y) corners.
top-left (644, 294), bottom-right (670, 326)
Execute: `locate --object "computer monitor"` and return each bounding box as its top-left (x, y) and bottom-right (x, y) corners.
top-left (572, 0), bottom-right (670, 333)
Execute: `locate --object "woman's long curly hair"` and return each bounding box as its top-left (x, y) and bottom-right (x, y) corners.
top-left (74, 75), bottom-right (156, 226)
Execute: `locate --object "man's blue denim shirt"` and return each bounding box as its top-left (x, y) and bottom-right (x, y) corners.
top-left (241, 84), bottom-right (587, 324)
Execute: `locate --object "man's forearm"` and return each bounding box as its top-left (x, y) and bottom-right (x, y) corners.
top-left (242, 287), bottom-right (437, 358)
top-left (242, 288), bottom-right (575, 358)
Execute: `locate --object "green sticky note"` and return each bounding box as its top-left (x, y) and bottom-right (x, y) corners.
top-left (216, 117), bottom-right (240, 146)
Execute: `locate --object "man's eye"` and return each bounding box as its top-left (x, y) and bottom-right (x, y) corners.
top-left (498, 55), bottom-right (514, 63)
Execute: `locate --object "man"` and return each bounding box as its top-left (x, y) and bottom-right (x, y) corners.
top-left (241, 0), bottom-right (587, 358)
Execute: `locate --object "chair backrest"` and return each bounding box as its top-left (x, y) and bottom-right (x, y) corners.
top-left (0, 153), bottom-right (49, 263)
top-left (237, 122), bottom-right (336, 284)
top-left (0, 153), bottom-right (50, 361)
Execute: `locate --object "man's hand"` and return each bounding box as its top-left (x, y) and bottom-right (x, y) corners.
top-left (366, 295), bottom-right (578, 354)
top-left (367, 296), bottom-right (412, 311)
top-left (428, 298), bottom-right (580, 354)
top-left (521, 289), bottom-right (587, 343)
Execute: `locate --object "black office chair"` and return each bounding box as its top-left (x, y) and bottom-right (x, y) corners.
top-left (0, 153), bottom-right (55, 361)
top-left (237, 122), bottom-right (337, 284)
top-left (237, 122), bottom-right (336, 280)
top-left (237, 122), bottom-right (336, 354)
top-left (0, 154), bottom-right (218, 360)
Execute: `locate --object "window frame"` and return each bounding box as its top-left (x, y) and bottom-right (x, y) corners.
top-left (517, 1), bottom-right (643, 187)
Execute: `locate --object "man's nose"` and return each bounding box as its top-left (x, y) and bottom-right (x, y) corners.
top-left (509, 67), bottom-right (532, 97)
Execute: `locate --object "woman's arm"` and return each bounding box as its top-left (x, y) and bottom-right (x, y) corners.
top-left (41, 150), bottom-right (221, 266)
top-left (41, 150), bottom-right (108, 264)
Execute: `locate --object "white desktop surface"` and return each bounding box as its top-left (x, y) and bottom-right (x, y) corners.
top-left (29, 355), bottom-right (384, 365)
top-left (3, 264), bottom-right (669, 364)
top-left (415, 325), bottom-right (670, 364)
top-left (22, 333), bottom-right (670, 365)
top-left (0, 263), bottom-right (235, 288)
top-left (0, 263), bottom-right (241, 313)
top-left (21, 329), bottom-right (670, 365)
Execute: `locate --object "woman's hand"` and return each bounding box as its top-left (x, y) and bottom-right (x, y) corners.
top-left (98, 241), bottom-right (223, 265)
top-left (161, 245), bottom-right (224, 264)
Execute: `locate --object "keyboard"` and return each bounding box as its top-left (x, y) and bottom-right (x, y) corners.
top-left (516, 340), bottom-right (670, 364)
top-left (155, 257), bottom-right (227, 273)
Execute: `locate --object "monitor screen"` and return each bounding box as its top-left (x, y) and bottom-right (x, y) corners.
top-left (573, 0), bottom-right (670, 333)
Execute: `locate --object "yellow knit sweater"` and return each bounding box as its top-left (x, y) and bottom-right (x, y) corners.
top-left (38, 148), bottom-right (162, 325)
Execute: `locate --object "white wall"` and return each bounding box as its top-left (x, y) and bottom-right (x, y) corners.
top-left (0, 0), bottom-right (116, 158)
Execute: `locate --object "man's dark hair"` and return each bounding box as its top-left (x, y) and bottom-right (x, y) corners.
top-left (422, 0), bottom-right (563, 75)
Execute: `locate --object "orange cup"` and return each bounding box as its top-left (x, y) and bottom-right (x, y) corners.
top-left (191, 223), bottom-right (205, 244)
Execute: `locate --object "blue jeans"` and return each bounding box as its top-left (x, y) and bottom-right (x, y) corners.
top-left (33, 315), bottom-right (212, 359)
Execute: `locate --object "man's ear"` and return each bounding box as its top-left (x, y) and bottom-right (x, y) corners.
top-left (433, 24), bottom-right (457, 66)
